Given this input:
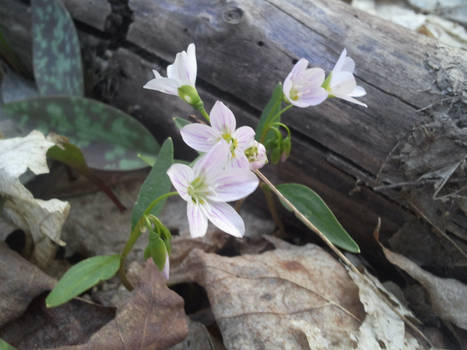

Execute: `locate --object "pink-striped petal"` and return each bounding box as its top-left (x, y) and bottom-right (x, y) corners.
top-left (233, 126), bottom-right (255, 150)
top-left (208, 168), bottom-right (259, 202)
top-left (204, 201), bottom-right (245, 237)
top-left (193, 140), bottom-right (230, 178)
top-left (283, 71), bottom-right (294, 100)
top-left (210, 101), bottom-right (236, 134)
top-left (187, 201), bottom-right (208, 238)
top-left (297, 67), bottom-right (325, 87)
top-left (167, 163), bottom-right (193, 201)
top-left (181, 123), bottom-right (219, 152)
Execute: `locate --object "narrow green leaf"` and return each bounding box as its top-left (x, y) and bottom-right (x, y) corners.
top-left (46, 254), bottom-right (120, 308)
top-left (277, 183), bottom-right (360, 253)
top-left (0, 339), bottom-right (16, 350)
top-left (138, 153), bottom-right (156, 167)
top-left (32, 0), bottom-right (83, 96)
top-left (173, 116), bottom-right (191, 130)
top-left (255, 83), bottom-right (283, 144)
top-left (131, 138), bottom-right (174, 230)
top-left (2, 96), bottom-right (159, 170)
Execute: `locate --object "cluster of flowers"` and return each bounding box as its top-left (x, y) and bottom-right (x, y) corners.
top-left (143, 43), bottom-right (366, 239)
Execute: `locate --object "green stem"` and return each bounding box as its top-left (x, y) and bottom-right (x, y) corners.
top-left (119, 191), bottom-right (178, 291)
top-left (259, 104), bottom-right (293, 143)
top-left (198, 105), bottom-right (210, 122)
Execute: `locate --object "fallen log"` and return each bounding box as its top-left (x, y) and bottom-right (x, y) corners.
top-left (1, 0), bottom-right (466, 279)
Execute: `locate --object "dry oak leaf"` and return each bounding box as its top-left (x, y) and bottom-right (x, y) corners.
top-left (0, 130), bottom-right (70, 246)
top-left (52, 259), bottom-right (188, 350)
top-left (0, 242), bottom-right (55, 328)
top-left (381, 243), bottom-right (467, 330)
top-left (176, 244), bottom-right (365, 350)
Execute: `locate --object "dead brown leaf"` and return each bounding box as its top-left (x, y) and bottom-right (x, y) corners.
top-left (381, 243), bottom-right (467, 330)
top-left (0, 242), bottom-right (55, 328)
top-left (175, 244), bottom-right (365, 349)
top-left (51, 260), bottom-right (188, 350)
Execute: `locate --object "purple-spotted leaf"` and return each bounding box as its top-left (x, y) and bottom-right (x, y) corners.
top-left (32, 0), bottom-right (83, 96)
top-left (2, 96), bottom-right (159, 170)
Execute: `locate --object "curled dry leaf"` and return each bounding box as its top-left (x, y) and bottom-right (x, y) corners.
top-left (0, 242), bottom-right (55, 328)
top-left (176, 244), bottom-right (365, 349)
top-left (381, 243), bottom-right (467, 331)
top-left (349, 270), bottom-right (424, 350)
top-left (0, 131), bottom-right (70, 246)
top-left (49, 260), bottom-right (188, 350)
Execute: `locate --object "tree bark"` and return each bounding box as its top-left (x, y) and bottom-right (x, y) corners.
top-left (1, 0), bottom-right (466, 279)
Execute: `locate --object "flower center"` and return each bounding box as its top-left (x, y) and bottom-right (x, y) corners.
top-left (187, 176), bottom-right (209, 204)
top-left (289, 87), bottom-right (299, 101)
top-left (221, 133), bottom-right (238, 157)
top-left (244, 145), bottom-right (258, 162)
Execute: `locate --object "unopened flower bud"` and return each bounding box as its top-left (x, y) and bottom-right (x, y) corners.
top-left (280, 136), bottom-right (291, 162)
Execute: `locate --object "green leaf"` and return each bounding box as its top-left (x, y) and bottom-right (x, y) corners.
top-left (47, 139), bottom-right (89, 173)
top-left (131, 138), bottom-right (174, 230)
top-left (46, 254), bottom-right (120, 308)
top-left (138, 153), bottom-right (156, 167)
top-left (173, 116), bottom-right (191, 130)
top-left (145, 232), bottom-right (168, 271)
top-left (0, 339), bottom-right (16, 350)
top-left (2, 96), bottom-right (159, 170)
top-left (32, 0), bottom-right (83, 96)
top-left (276, 183), bottom-right (360, 253)
top-left (255, 83), bottom-right (283, 144)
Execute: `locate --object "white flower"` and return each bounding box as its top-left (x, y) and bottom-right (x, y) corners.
top-left (143, 43), bottom-right (197, 97)
top-left (327, 49), bottom-right (367, 107)
top-left (162, 253), bottom-right (170, 280)
top-left (180, 101), bottom-right (256, 169)
top-left (167, 141), bottom-right (259, 238)
top-left (283, 58), bottom-right (328, 107)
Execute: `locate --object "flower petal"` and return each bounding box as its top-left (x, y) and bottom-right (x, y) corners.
top-left (283, 71), bottom-right (294, 100)
top-left (162, 253), bottom-right (170, 280)
top-left (350, 85), bottom-right (366, 97)
top-left (187, 201), bottom-right (208, 238)
top-left (143, 77), bottom-right (179, 95)
top-left (186, 43), bottom-right (197, 85)
top-left (210, 101), bottom-right (236, 134)
top-left (291, 58), bottom-right (309, 80)
top-left (330, 71), bottom-right (356, 96)
top-left (193, 140), bottom-right (230, 178)
top-left (167, 163), bottom-right (193, 201)
top-left (332, 49), bottom-right (347, 73)
top-left (335, 94), bottom-right (368, 107)
top-left (204, 201), bottom-right (245, 237)
top-left (181, 123), bottom-right (219, 152)
top-left (233, 126), bottom-right (255, 150)
top-left (209, 168), bottom-right (259, 202)
top-left (297, 67), bottom-right (325, 87)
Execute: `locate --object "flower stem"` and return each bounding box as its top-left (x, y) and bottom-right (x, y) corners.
top-left (119, 191), bottom-right (178, 291)
top-left (259, 104), bottom-right (293, 143)
top-left (198, 105), bottom-right (210, 122)
top-left (253, 169), bottom-right (432, 347)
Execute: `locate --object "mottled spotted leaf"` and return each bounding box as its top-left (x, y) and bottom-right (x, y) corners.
top-left (32, 0), bottom-right (83, 96)
top-left (2, 96), bottom-right (159, 170)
